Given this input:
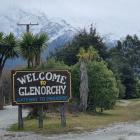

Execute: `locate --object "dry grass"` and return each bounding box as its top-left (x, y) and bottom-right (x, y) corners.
top-left (9, 99), bottom-right (140, 135)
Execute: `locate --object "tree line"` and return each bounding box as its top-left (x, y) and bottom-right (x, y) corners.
top-left (51, 25), bottom-right (140, 111)
top-left (1, 25), bottom-right (140, 113)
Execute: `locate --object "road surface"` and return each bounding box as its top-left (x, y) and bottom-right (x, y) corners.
top-left (0, 106), bottom-right (140, 140)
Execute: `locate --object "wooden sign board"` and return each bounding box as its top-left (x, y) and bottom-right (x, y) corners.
top-left (12, 70), bottom-right (71, 105)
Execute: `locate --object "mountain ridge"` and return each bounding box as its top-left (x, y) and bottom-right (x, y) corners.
top-left (0, 8), bottom-right (76, 69)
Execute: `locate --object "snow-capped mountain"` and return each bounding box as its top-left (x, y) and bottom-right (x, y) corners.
top-left (0, 8), bottom-right (76, 50)
top-left (0, 8), bottom-right (76, 69)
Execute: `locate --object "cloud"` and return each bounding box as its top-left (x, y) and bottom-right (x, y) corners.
top-left (0, 0), bottom-right (140, 38)
top-left (1, 0), bottom-right (139, 18)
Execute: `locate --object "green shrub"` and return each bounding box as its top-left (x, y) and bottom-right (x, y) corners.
top-left (88, 61), bottom-right (119, 112)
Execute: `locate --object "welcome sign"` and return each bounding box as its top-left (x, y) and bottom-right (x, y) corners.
top-left (12, 70), bottom-right (71, 105)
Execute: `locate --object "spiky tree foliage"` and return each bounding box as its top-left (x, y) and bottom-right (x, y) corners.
top-left (20, 32), bottom-right (48, 68)
top-left (34, 33), bottom-right (48, 66)
top-left (20, 32), bottom-right (36, 68)
top-left (0, 32), bottom-right (18, 109)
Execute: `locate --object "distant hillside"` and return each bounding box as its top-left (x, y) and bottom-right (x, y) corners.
top-left (0, 8), bottom-right (76, 69)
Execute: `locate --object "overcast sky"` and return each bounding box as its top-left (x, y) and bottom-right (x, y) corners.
top-left (1, 0), bottom-right (140, 39)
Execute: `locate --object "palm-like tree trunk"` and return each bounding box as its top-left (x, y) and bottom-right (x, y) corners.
top-left (35, 54), bottom-right (40, 67)
top-left (79, 61), bottom-right (89, 111)
top-left (27, 59), bottom-right (30, 68)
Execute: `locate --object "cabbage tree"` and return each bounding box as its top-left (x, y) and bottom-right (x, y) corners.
top-left (0, 32), bottom-right (18, 109)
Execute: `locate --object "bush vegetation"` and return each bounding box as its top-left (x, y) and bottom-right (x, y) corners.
top-left (1, 25), bottom-right (140, 114)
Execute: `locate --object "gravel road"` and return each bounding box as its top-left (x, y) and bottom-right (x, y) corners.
top-left (0, 106), bottom-right (140, 140)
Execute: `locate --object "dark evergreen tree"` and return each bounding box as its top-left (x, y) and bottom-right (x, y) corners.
top-left (53, 25), bottom-right (107, 65)
top-left (119, 63), bottom-right (137, 99)
top-left (108, 35), bottom-right (140, 99)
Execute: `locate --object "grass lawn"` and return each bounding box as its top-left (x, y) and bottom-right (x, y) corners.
top-left (9, 99), bottom-right (140, 135)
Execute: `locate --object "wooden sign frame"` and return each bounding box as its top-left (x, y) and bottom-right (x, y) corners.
top-left (12, 70), bottom-right (71, 105)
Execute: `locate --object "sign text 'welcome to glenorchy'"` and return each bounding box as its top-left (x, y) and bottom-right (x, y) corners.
top-left (12, 70), bottom-right (71, 105)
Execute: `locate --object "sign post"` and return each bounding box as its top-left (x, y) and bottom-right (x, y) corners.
top-left (38, 104), bottom-right (43, 128)
top-left (18, 105), bottom-right (23, 129)
top-left (12, 70), bottom-right (71, 129)
top-left (60, 103), bottom-right (66, 127)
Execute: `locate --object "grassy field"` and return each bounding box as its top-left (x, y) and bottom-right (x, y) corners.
top-left (9, 99), bottom-right (140, 135)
